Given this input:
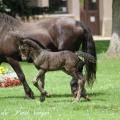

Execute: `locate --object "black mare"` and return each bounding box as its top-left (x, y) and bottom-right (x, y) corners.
top-left (0, 12), bottom-right (97, 99)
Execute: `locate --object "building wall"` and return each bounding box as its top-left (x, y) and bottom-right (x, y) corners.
top-left (28, 0), bottom-right (49, 7)
top-left (99, 0), bottom-right (112, 36)
top-left (67, 0), bottom-right (80, 20)
top-left (28, 0), bottom-right (112, 36)
top-left (28, 0), bottom-right (80, 20)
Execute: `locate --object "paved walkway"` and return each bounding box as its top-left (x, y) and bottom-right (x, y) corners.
top-left (93, 36), bottom-right (111, 41)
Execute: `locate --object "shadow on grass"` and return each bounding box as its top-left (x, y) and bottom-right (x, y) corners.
top-left (48, 93), bottom-right (107, 103)
top-left (0, 96), bottom-right (25, 99)
top-left (48, 91), bottom-right (107, 98)
top-left (32, 91), bottom-right (107, 103)
top-left (0, 91), bottom-right (107, 102)
top-left (88, 91), bottom-right (108, 101)
top-left (88, 91), bottom-right (107, 96)
top-left (48, 94), bottom-right (71, 98)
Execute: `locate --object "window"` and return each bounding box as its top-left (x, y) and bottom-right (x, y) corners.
top-left (88, 0), bottom-right (97, 10)
top-left (28, 0), bottom-right (68, 15)
top-left (49, 0), bottom-right (68, 14)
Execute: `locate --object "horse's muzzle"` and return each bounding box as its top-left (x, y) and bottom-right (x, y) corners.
top-left (21, 53), bottom-right (27, 61)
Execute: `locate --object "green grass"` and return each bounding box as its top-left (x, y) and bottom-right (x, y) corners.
top-left (1, 40), bottom-right (120, 120)
top-left (95, 40), bottom-right (110, 54)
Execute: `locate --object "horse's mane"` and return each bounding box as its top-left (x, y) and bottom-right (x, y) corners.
top-left (0, 12), bottom-right (22, 32)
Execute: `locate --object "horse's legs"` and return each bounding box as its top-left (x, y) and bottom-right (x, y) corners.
top-left (75, 74), bottom-right (90, 101)
top-left (80, 82), bottom-right (90, 100)
top-left (75, 78), bottom-right (83, 101)
top-left (6, 57), bottom-right (34, 99)
top-left (70, 61), bottom-right (87, 98)
top-left (32, 70), bottom-right (46, 93)
top-left (65, 67), bottom-right (87, 101)
top-left (72, 73), bottom-right (84, 101)
top-left (32, 69), bottom-right (48, 102)
top-left (70, 77), bottom-right (89, 100)
top-left (70, 78), bottom-right (78, 97)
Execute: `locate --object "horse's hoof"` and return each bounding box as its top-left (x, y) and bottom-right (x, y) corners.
top-left (45, 92), bottom-right (51, 97)
top-left (25, 90), bottom-right (35, 99)
top-left (42, 91), bottom-right (51, 97)
top-left (40, 96), bottom-right (45, 102)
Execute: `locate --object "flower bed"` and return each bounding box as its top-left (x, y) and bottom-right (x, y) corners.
top-left (0, 67), bottom-right (21, 88)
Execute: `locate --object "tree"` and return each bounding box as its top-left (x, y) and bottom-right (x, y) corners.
top-left (0, 0), bottom-right (7, 12)
top-left (107, 0), bottom-right (120, 55)
top-left (0, 0), bottom-right (30, 18)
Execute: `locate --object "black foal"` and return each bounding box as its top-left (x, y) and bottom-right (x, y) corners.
top-left (19, 39), bottom-right (95, 102)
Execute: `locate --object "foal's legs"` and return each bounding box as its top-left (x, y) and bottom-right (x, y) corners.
top-left (74, 73), bottom-right (90, 101)
top-left (32, 69), bottom-right (48, 101)
top-left (32, 70), bottom-right (46, 93)
top-left (80, 78), bottom-right (90, 100)
top-left (65, 67), bottom-right (87, 101)
top-left (7, 57), bottom-right (34, 99)
top-left (76, 76), bottom-right (84, 101)
top-left (71, 72), bottom-right (83, 101)
top-left (70, 61), bottom-right (87, 99)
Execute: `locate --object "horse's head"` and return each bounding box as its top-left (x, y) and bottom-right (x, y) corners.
top-left (18, 39), bottom-right (43, 62)
top-left (18, 41), bottom-right (32, 61)
top-left (10, 31), bottom-right (42, 62)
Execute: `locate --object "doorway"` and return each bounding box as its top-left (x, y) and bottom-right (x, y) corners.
top-left (80, 0), bottom-right (100, 35)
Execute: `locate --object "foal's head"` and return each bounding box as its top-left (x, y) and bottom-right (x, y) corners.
top-left (19, 39), bottom-right (42, 61)
top-left (18, 40), bottom-right (31, 61)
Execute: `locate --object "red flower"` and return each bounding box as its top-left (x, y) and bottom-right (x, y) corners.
top-left (0, 77), bottom-right (21, 88)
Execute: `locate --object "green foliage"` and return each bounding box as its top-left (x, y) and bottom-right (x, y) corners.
top-left (0, 0), bottom-right (30, 17)
top-left (0, 0), bottom-right (7, 12)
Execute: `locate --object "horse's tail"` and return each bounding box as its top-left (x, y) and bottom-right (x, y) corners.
top-left (76, 51), bottom-right (96, 63)
top-left (77, 21), bottom-right (97, 86)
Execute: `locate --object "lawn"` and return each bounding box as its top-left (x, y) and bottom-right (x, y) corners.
top-left (1, 40), bottom-right (120, 120)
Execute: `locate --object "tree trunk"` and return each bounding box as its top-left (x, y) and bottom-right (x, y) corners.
top-left (107, 0), bottom-right (120, 55)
